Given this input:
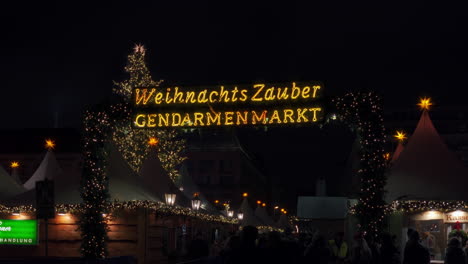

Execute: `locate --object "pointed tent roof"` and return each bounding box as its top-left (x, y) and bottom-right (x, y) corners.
top-left (175, 164), bottom-right (216, 211)
top-left (254, 206), bottom-right (275, 226)
top-left (4, 149), bottom-right (80, 206)
top-left (108, 143), bottom-right (159, 202)
top-left (239, 198), bottom-right (261, 226)
top-left (276, 214), bottom-right (292, 230)
top-left (390, 142), bottom-right (405, 163)
top-left (23, 150), bottom-right (62, 191)
top-left (139, 149), bottom-right (189, 207)
top-left (386, 110), bottom-right (468, 201)
top-left (0, 165), bottom-right (26, 200)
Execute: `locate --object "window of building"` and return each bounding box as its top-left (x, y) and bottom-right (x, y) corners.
top-left (219, 160), bottom-right (233, 173)
top-left (199, 160), bottom-right (214, 173)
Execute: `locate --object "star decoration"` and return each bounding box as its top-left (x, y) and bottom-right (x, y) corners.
top-left (133, 44), bottom-right (146, 54)
top-left (148, 137), bottom-right (159, 146)
top-left (10, 161), bottom-right (20, 168)
top-left (45, 139), bottom-right (55, 149)
top-left (418, 97), bottom-right (432, 110)
top-left (394, 131), bottom-right (407, 142)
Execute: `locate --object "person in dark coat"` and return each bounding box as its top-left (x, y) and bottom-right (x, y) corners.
top-left (445, 237), bottom-right (465, 264)
top-left (380, 233), bottom-right (400, 264)
top-left (403, 231), bottom-right (430, 264)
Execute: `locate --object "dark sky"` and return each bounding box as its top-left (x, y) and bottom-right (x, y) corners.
top-left (3, 0), bottom-right (467, 129)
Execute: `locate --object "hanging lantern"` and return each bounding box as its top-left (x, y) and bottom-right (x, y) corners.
top-left (227, 210), bottom-right (234, 218)
top-left (237, 212), bottom-right (244, 220)
top-left (165, 193), bottom-right (176, 206)
top-left (192, 196), bottom-right (201, 211)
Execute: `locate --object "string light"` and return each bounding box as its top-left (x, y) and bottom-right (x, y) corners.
top-left (0, 202), bottom-right (238, 224)
top-left (334, 92), bottom-right (387, 238)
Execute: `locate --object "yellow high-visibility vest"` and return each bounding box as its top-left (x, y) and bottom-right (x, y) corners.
top-left (329, 240), bottom-right (348, 259)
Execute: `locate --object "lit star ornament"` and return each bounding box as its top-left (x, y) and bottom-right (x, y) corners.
top-left (133, 44), bottom-right (146, 54)
top-left (45, 139), bottom-right (55, 149)
top-left (383, 153), bottom-right (391, 161)
top-left (394, 131), bottom-right (407, 142)
top-left (10, 161), bottom-right (19, 168)
top-left (418, 97), bottom-right (432, 110)
top-left (148, 137), bottom-right (159, 146)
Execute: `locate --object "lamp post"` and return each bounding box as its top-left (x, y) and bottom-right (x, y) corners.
top-left (227, 210), bottom-right (234, 218)
top-left (165, 193), bottom-right (176, 206)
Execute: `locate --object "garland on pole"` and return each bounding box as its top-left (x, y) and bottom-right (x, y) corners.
top-left (334, 91), bottom-right (387, 238)
top-left (79, 108), bottom-right (111, 258)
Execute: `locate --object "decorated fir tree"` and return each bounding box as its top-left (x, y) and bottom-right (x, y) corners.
top-left (112, 44), bottom-right (186, 178)
top-left (335, 92), bottom-right (387, 238)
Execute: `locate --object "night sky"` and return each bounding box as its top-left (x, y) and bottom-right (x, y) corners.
top-left (3, 1), bottom-right (467, 129)
top-left (3, 1), bottom-right (468, 208)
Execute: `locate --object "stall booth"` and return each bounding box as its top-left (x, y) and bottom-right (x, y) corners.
top-left (386, 104), bottom-right (468, 262)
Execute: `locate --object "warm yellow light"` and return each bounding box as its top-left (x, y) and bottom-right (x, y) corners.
top-left (283, 210), bottom-right (287, 214)
top-left (257, 200), bottom-right (261, 205)
top-left (242, 193), bottom-right (248, 197)
top-left (383, 153), bottom-right (391, 161)
top-left (214, 200), bottom-right (219, 204)
top-left (280, 208), bottom-right (285, 212)
top-left (262, 203), bottom-right (266, 207)
top-left (10, 161), bottom-right (20, 168)
top-left (274, 206), bottom-right (279, 209)
top-left (452, 210), bottom-right (465, 217)
top-left (418, 97), bottom-right (432, 110)
top-left (45, 139), bottom-right (55, 149)
top-left (394, 131), bottom-right (407, 142)
top-left (148, 137), bottom-right (159, 146)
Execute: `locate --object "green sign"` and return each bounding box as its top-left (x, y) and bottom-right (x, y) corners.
top-left (0, 219), bottom-right (38, 245)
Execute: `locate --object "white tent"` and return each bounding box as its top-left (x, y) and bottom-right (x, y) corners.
top-left (139, 149), bottom-right (189, 207)
top-left (23, 150), bottom-right (62, 190)
top-left (175, 164), bottom-right (216, 211)
top-left (239, 198), bottom-right (261, 226)
top-left (276, 214), bottom-right (292, 231)
top-left (107, 143), bottom-right (159, 202)
top-left (4, 149), bottom-right (77, 206)
top-left (386, 110), bottom-right (468, 201)
top-left (0, 165), bottom-right (26, 200)
top-left (254, 205), bottom-right (275, 226)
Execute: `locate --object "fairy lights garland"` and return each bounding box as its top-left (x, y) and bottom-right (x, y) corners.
top-left (0, 202), bottom-right (238, 224)
top-left (390, 200), bottom-right (468, 213)
top-left (80, 108), bottom-right (111, 258)
top-left (334, 92), bottom-right (387, 238)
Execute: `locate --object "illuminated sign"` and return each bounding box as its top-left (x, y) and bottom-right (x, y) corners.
top-left (133, 82), bottom-right (324, 128)
top-left (0, 219), bottom-right (38, 245)
top-left (444, 211), bottom-right (468, 223)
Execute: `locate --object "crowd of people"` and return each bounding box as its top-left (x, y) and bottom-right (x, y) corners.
top-left (184, 226), bottom-right (468, 264)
